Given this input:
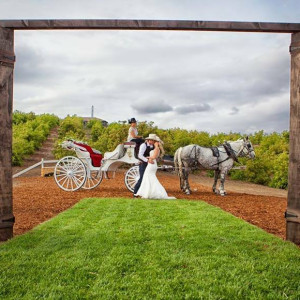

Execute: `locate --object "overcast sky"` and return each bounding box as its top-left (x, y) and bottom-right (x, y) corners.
top-left (1, 0), bottom-right (299, 133)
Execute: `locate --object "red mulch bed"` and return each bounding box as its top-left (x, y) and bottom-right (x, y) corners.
top-left (13, 172), bottom-right (287, 240)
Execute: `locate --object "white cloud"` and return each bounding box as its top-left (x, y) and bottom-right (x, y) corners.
top-left (132, 99), bottom-right (173, 114)
top-left (1, 0), bottom-right (297, 132)
top-left (175, 103), bottom-right (211, 114)
top-left (229, 107), bottom-right (239, 115)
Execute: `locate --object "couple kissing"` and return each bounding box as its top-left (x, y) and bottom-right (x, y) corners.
top-left (133, 134), bottom-right (176, 200)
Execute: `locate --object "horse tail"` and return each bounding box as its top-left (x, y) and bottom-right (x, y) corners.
top-left (174, 147), bottom-right (185, 191)
top-left (174, 147), bottom-right (183, 177)
top-left (174, 147), bottom-right (179, 175)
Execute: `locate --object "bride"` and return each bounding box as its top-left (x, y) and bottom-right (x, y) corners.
top-left (136, 136), bottom-right (176, 199)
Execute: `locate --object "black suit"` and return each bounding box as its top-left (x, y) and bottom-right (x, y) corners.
top-left (134, 143), bottom-right (153, 195)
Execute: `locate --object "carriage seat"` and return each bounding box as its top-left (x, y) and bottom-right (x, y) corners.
top-left (103, 143), bottom-right (126, 160)
top-left (123, 142), bottom-right (136, 148)
top-left (73, 141), bottom-right (102, 167)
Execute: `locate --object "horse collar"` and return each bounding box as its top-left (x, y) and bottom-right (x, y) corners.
top-left (223, 142), bottom-right (239, 163)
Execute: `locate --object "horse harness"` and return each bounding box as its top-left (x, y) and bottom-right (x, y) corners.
top-left (187, 141), bottom-right (250, 170)
top-left (189, 145), bottom-right (200, 169)
top-left (223, 142), bottom-right (239, 162)
top-left (188, 143), bottom-right (235, 170)
top-left (210, 142), bottom-right (240, 168)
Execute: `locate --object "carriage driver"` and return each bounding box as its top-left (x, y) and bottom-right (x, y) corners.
top-left (127, 118), bottom-right (143, 143)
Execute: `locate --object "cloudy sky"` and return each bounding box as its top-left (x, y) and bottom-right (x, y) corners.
top-left (1, 0), bottom-right (299, 133)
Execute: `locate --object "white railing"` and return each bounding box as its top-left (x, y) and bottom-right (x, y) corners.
top-left (13, 159), bottom-right (58, 178)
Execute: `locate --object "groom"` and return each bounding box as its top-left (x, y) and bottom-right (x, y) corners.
top-left (133, 134), bottom-right (157, 197)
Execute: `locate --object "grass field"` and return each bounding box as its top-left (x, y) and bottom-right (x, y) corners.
top-left (0, 198), bottom-right (299, 299)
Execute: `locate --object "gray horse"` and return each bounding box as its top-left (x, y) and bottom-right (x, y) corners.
top-left (174, 137), bottom-right (255, 196)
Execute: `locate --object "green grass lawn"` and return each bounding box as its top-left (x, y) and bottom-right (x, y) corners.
top-left (0, 198), bottom-right (299, 299)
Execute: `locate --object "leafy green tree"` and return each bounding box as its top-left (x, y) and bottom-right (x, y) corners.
top-left (244, 156), bottom-right (272, 185)
top-left (270, 151), bottom-right (289, 189)
top-left (51, 114), bottom-right (291, 190)
top-left (250, 130), bottom-right (264, 145)
top-left (58, 115), bottom-right (85, 139)
top-left (90, 121), bottom-right (105, 142)
top-left (90, 122), bottom-right (128, 153)
top-left (12, 112), bottom-right (59, 166)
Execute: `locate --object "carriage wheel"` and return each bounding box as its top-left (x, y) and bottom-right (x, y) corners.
top-left (124, 165), bottom-right (140, 193)
top-left (54, 156), bottom-right (87, 191)
top-left (82, 169), bottom-right (103, 190)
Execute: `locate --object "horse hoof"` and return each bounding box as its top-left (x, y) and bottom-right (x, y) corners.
top-left (220, 192), bottom-right (225, 196)
top-left (185, 191), bottom-right (191, 195)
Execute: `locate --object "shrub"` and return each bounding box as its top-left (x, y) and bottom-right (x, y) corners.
top-left (12, 112), bottom-right (59, 166)
top-left (58, 115), bottom-right (85, 139)
top-left (270, 151), bottom-right (289, 189)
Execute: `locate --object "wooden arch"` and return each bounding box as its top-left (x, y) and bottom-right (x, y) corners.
top-left (1, 19), bottom-right (300, 244)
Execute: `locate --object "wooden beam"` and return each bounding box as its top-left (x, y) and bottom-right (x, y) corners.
top-left (0, 18), bottom-right (298, 244)
top-left (287, 32), bottom-right (300, 245)
top-left (0, 19), bottom-right (300, 33)
top-left (0, 28), bottom-right (14, 241)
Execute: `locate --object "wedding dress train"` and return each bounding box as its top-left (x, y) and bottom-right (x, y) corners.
top-left (136, 151), bottom-right (176, 199)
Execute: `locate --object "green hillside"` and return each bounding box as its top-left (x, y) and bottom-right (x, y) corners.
top-left (12, 111), bottom-right (59, 166)
top-left (12, 112), bottom-right (289, 189)
top-left (53, 115), bottom-right (290, 189)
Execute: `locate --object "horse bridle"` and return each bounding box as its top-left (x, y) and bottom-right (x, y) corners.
top-left (236, 141), bottom-right (254, 157)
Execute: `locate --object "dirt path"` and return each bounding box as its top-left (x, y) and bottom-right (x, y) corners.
top-left (13, 127), bottom-right (58, 177)
top-left (190, 173), bottom-right (287, 198)
top-left (13, 171), bottom-right (287, 241)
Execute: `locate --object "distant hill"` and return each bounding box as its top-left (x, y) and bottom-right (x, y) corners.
top-left (81, 117), bottom-right (108, 127)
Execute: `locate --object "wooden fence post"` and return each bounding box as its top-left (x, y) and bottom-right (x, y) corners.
top-left (0, 28), bottom-right (15, 241)
top-left (287, 32), bottom-right (300, 245)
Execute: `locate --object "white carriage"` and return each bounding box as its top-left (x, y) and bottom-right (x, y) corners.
top-left (54, 140), bottom-right (140, 192)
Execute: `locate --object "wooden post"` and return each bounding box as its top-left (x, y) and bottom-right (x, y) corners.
top-left (0, 28), bottom-right (15, 241)
top-left (287, 32), bottom-right (300, 244)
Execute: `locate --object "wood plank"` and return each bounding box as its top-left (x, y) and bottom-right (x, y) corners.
top-left (0, 28), bottom-right (14, 241)
top-left (0, 19), bottom-right (300, 33)
top-left (287, 32), bottom-right (300, 245)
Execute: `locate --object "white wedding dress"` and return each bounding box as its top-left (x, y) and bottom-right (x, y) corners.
top-left (136, 150), bottom-right (176, 199)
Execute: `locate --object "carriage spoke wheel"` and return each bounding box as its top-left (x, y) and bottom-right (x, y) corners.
top-left (54, 156), bottom-right (87, 191)
top-left (124, 165), bottom-right (140, 193)
top-left (82, 169), bottom-right (103, 190)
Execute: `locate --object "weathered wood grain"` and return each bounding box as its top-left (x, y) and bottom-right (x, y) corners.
top-left (0, 28), bottom-right (14, 241)
top-left (287, 32), bottom-right (300, 244)
top-left (0, 19), bottom-right (299, 33)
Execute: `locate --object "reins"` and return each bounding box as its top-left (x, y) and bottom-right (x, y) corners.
top-left (210, 154), bottom-right (231, 167)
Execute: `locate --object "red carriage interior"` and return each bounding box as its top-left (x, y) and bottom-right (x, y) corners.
top-left (74, 141), bottom-right (102, 167)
